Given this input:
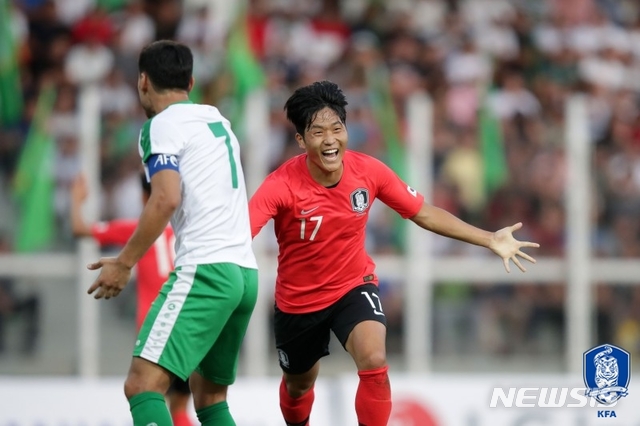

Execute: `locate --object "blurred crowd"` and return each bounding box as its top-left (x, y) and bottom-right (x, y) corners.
top-left (2, 0), bottom-right (640, 364)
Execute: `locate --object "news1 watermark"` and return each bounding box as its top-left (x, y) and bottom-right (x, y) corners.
top-left (489, 387), bottom-right (617, 408)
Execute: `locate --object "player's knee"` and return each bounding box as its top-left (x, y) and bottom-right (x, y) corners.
top-left (124, 373), bottom-right (170, 399)
top-left (123, 359), bottom-right (172, 399)
top-left (189, 374), bottom-right (228, 410)
top-left (285, 376), bottom-right (315, 398)
top-left (286, 382), bottom-right (313, 398)
top-left (124, 375), bottom-right (144, 399)
top-left (357, 351), bottom-right (387, 371)
top-left (191, 388), bottom-right (227, 409)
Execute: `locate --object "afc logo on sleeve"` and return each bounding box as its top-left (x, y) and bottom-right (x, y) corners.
top-left (350, 188), bottom-right (370, 213)
top-left (154, 154), bottom-right (178, 168)
top-left (147, 153), bottom-right (180, 177)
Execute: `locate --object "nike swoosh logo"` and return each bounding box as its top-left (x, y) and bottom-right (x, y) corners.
top-left (300, 207), bottom-right (319, 215)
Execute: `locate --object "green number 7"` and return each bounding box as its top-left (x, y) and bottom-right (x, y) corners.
top-left (208, 122), bottom-right (238, 189)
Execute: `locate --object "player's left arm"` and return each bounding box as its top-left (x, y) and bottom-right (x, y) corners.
top-left (409, 204), bottom-right (538, 272)
top-left (116, 120), bottom-right (185, 262)
top-left (70, 173), bottom-right (93, 237)
top-left (373, 158), bottom-right (539, 273)
top-left (88, 118), bottom-right (183, 299)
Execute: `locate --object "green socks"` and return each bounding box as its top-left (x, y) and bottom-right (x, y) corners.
top-left (129, 392), bottom-right (173, 426)
top-left (129, 392), bottom-right (235, 426)
top-left (196, 401), bottom-right (236, 426)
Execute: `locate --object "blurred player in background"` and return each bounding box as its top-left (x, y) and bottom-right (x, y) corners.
top-left (249, 80), bottom-right (540, 426)
top-left (0, 234), bottom-right (39, 356)
top-left (86, 40), bottom-right (258, 426)
top-left (70, 173), bottom-right (193, 426)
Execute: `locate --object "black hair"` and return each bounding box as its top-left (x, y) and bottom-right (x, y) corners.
top-left (284, 81), bottom-right (348, 135)
top-left (138, 40), bottom-right (193, 92)
top-left (140, 172), bottom-right (151, 196)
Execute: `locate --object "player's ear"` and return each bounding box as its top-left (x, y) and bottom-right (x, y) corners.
top-left (188, 76), bottom-right (195, 92)
top-left (295, 133), bottom-right (305, 149)
top-left (138, 73), bottom-right (149, 94)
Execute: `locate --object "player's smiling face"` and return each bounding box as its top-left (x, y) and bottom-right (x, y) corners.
top-left (297, 107), bottom-right (347, 176)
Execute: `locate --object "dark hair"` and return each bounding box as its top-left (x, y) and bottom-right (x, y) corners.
top-left (138, 40), bottom-right (193, 92)
top-left (140, 172), bottom-right (151, 196)
top-left (284, 81), bottom-right (348, 135)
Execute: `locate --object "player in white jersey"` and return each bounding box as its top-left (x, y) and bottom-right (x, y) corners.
top-left (87, 40), bottom-right (258, 426)
top-left (138, 100), bottom-right (256, 268)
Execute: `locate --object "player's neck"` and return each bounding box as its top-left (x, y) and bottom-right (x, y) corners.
top-left (306, 157), bottom-right (343, 187)
top-left (151, 91), bottom-right (191, 114)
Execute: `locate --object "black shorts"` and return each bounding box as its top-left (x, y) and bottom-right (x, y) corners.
top-left (168, 377), bottom-right (191, 395)
top-left (273, 283), bottom-right (387, 375)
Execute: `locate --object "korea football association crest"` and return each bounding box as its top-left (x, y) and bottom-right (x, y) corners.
top-left (278, 349), bottom-right (290, 368)
top-left (584, 344), bottom-right (630, 405)
top-left (350, 188), bottom-right (370, 213)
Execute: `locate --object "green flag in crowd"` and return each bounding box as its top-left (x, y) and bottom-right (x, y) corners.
top-left (479, 89), bottom-right (508, 196)
top-left (366, 66), bottom-right (408, 250)
top-left (367, 66), bottom-right (406, 181)
top-left (12, 86), bottom-right (57, 252)
top-left (0, 0), bottom-right (24, 126)
top-left (225, 1), bottom-right (266, 139)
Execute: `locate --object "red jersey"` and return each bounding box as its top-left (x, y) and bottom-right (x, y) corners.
top-left (91, 220), bottom-right (175, 329)
top-left (249, 151), bottom-right (424, 313)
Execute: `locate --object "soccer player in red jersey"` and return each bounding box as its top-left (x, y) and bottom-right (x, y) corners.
top-left (249, 80), bottom-right (540, 426)
top-left (70, 173), bottom-right (193, 426)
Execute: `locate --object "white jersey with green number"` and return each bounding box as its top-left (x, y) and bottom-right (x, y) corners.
top-left (138, 101), bottom-right (257, 269)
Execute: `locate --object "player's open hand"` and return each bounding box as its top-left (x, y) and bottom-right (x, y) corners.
top-left (488, 222), bottom-right (540, 273)
top-left (87, 257), bottom-right (132, 299)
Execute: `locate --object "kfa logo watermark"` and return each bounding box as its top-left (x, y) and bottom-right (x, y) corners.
top-left (583, 343), bottom-right (630, 418)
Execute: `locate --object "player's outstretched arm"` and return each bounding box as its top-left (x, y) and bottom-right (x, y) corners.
top-left (409, 203), bottom-right (539, 273)
top-left (70, 174), bottom-right (93, 237)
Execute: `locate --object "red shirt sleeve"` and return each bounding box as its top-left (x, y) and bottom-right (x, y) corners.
top-left (249, 173), bottom-right (289, 238)
top-left (371, 158), bottom-right (424, 218)
top-left (91, 220), bottom-right (138, 246)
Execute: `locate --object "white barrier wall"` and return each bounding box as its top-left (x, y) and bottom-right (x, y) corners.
top-left (0, 377), bottom-right (336, 426)
top-left (1, 375), bottom-right (638, 426)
